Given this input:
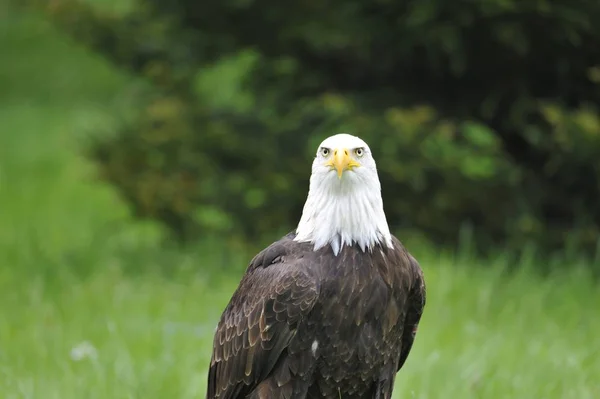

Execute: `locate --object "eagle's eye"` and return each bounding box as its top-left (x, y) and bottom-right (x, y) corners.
top-left (354, 147), bottom-right (365, 157)
top-left (320, 147), bottom-right (330, 157)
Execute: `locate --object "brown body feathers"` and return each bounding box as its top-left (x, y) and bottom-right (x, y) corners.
top-left (207, 232), bottom-right (426, 399)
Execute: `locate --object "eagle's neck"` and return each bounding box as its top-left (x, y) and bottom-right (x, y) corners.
top-left (294, 174), bottom-right (393, 256)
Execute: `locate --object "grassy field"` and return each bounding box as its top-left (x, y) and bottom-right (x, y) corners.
top-left (1, 6), bottom-right (600, 399)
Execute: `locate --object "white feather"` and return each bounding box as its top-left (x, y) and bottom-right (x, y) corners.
top-left (294, 133), bottom-right (393, 255)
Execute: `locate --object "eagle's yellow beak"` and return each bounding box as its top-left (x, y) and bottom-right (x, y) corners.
top-left (326, 148), bottom-right (361, 179)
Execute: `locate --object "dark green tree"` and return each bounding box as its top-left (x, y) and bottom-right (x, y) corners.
top-left (31, 0), bottom-right (600, 258)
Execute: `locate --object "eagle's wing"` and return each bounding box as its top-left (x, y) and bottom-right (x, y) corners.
top-left (207, 242), bottom-right (319, 399)
top-left (397, 254), bottom-right (426, 371)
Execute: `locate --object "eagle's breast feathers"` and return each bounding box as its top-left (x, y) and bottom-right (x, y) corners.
top-left (207, 233), bottom-right (426, 399)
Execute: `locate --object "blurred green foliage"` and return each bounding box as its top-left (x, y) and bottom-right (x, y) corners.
top-left (29, 0), bottom-right (600, 258)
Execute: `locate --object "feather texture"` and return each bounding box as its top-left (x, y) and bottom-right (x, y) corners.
top-left (294, 133), bottom-right (393, 256)
top-left (206, 233), bottom-right (426, 399)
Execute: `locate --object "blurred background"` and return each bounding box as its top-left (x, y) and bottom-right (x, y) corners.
top-left (1, 0), bottom-right (599, 398)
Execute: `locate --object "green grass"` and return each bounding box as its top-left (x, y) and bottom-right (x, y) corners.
top-left (2, 250), bottom-right (600, 399)
top-left (1, 6), bottom-right (600, 399)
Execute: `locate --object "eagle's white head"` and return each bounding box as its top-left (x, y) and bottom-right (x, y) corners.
top-left (294, 133), bottom-right (393, 255)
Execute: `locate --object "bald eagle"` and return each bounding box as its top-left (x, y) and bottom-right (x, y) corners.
top-left (207, 134), bottom-right (426, 399)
